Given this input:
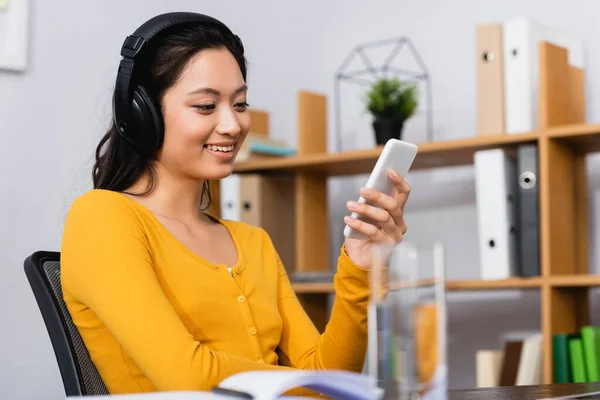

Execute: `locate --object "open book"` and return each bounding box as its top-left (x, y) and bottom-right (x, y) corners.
top-left (214, 369), bottom-right (382, 400)
top-left (69, 370), bottom-right (382, 400)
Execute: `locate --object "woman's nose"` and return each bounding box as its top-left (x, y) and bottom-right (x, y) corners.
top-left (215, 109), bottom-right (242, 137)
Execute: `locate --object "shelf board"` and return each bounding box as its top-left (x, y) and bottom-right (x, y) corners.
top-left (233, 131), bottom-right (539, 176)
top-left (291, 282), bottom-right (335, 294)
top-left (291, 277), bottom-right (543, 294)
top-left (544, 123), bottom-right (600, 153)
top-left (232, 123), bottom-right (600, 176)
top-left (549, 274), bottom-right (600, 288)
top-left (446, 277), bottom-right (543, 290)
top-left (292, 274), bottom-right (600, 292)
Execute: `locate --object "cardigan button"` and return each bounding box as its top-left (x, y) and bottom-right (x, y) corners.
top-left (238, 295), bottom-right (246, 303)
top-left (249, 327), bottom-right (257, 335)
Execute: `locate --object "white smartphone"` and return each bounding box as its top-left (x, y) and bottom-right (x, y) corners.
top-left (343, 139), bottom-right (419, 240)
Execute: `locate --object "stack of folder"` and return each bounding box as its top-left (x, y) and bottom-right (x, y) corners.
top-left (553, 326), bottom-right (600, 384)
top-left (475, 333), bottom-right (543, 387)
top-left (476, 16), bottom-right (585, 136)
top-left (473, 17), bottom-right (586, 280)
top-left (474, 144), bottom-right (539, 280)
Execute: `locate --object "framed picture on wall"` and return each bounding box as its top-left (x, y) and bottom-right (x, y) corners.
top-left (0, 0), bottom-right (29, 71)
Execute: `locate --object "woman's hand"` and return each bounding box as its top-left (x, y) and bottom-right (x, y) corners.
top-left (343, 169), bottom-right (411, 269)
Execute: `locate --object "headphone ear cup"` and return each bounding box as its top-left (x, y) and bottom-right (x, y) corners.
top-left (129, 85), bottom-right (164, 156)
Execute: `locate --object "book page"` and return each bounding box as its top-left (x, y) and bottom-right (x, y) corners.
top-left (217, 370), bottom-right (379, 400)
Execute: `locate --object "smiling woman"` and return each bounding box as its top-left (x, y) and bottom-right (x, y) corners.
top-left (59, 11), bottom-right (412, 396)
top-left (92, 15), bottom-right (250, 201)
top-left (155, 48), bottom-right (250, 182)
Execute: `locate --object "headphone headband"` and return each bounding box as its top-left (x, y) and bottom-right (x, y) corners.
top-left (113, 12), bottom-right (241, 148)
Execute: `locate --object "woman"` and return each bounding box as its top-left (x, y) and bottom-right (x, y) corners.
top-left (61, 11), bottom-right (411, 394)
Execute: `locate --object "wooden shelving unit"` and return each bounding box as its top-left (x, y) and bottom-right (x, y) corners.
top-left (230, 116), bottom-right (600, 385)
top-left (216, 42), bottom-right (600, 386)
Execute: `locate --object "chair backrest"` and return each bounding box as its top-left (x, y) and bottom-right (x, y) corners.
top-left (24, 251), bottom-right (109, 396)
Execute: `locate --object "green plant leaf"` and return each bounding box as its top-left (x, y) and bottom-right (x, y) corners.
top-left (363, 77), bottom-right (419, 121)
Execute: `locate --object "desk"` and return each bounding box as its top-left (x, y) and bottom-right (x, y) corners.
top-left (449, 383), bottom-right (600, 399)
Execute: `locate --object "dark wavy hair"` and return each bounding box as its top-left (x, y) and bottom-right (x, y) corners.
top-left (92, 21), bottom-right (246, 212)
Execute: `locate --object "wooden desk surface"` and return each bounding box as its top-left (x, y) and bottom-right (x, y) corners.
top-left (449, 383), bottom-right (600, 399)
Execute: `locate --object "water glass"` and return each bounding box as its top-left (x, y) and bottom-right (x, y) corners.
top-left (367, 241), bottom-right (448, 400)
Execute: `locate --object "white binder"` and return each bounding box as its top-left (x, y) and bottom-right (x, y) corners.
top-left (502, 17), bottom-right (585, 134)
top-left (219, 174), bottom-right (241, 221)
top-left (474, 149), bottom-right (519, 280)
top-left (515, 333), bottom-right (543, 386)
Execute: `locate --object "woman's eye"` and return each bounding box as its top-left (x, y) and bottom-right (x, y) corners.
top-left (234, 102), bottom-right (249, 111)
top-left (194, 104), bottom-right (215, 112)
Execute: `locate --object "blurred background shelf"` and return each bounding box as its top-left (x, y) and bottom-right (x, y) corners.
top-left (549, 275), bottom-right (600, 288)
top-left (447, 277), bottom-right (544, 290)
top-left (233, 130), bottom-right (541, 176)
top-left (291, 277), bottom-right (545, 294)
top-left (232, 123), bottom-right (600, 177)
top-left (545, 123), bottom-right (600, 153)
top-left (219, 84), bottom-right (599, 385)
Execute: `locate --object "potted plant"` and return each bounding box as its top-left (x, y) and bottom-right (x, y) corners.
top-left (364, 77), bottom-right (418, 145)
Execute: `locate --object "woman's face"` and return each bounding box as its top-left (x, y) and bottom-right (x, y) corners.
top-left (158, 48), bottom-right (250, 181)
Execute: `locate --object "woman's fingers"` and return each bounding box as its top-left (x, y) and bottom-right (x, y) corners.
top-left (344, 215), bottom-right (390, 242)
top-left (344, 170), bottom-right (411, 242)
top-left (347, 199), bottom-right (391, 225)
top-left (357, 187), bottom-right (403, 224)
top-left (346, 200), bottom-right (401, 241)
top-left (388, 169), bottom-right (411, 207)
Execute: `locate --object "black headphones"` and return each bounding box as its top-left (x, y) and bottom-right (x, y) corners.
top-left (112, 12), bottom-right (243, 156)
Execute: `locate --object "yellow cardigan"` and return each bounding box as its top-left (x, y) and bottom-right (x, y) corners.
top-left (60, 189), bottom-right (369, 394)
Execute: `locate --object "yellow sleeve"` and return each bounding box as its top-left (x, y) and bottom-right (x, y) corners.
top-left (275, 240), bottom-right (369, 372)
top-left (61, 192), bottom-right (290, 391)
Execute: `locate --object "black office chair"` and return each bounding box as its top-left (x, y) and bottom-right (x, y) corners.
top-left (24, 251), bottom-right (109, 396)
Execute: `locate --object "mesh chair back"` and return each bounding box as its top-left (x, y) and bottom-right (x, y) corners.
top-left (24, 251), bottom-right (109, 396)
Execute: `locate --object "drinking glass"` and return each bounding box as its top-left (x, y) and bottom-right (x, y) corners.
top-left (367, 241), bottom-right (448, 400)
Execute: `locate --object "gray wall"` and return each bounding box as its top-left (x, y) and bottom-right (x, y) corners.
top-left (1, 0), bottom-right (598, 398)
